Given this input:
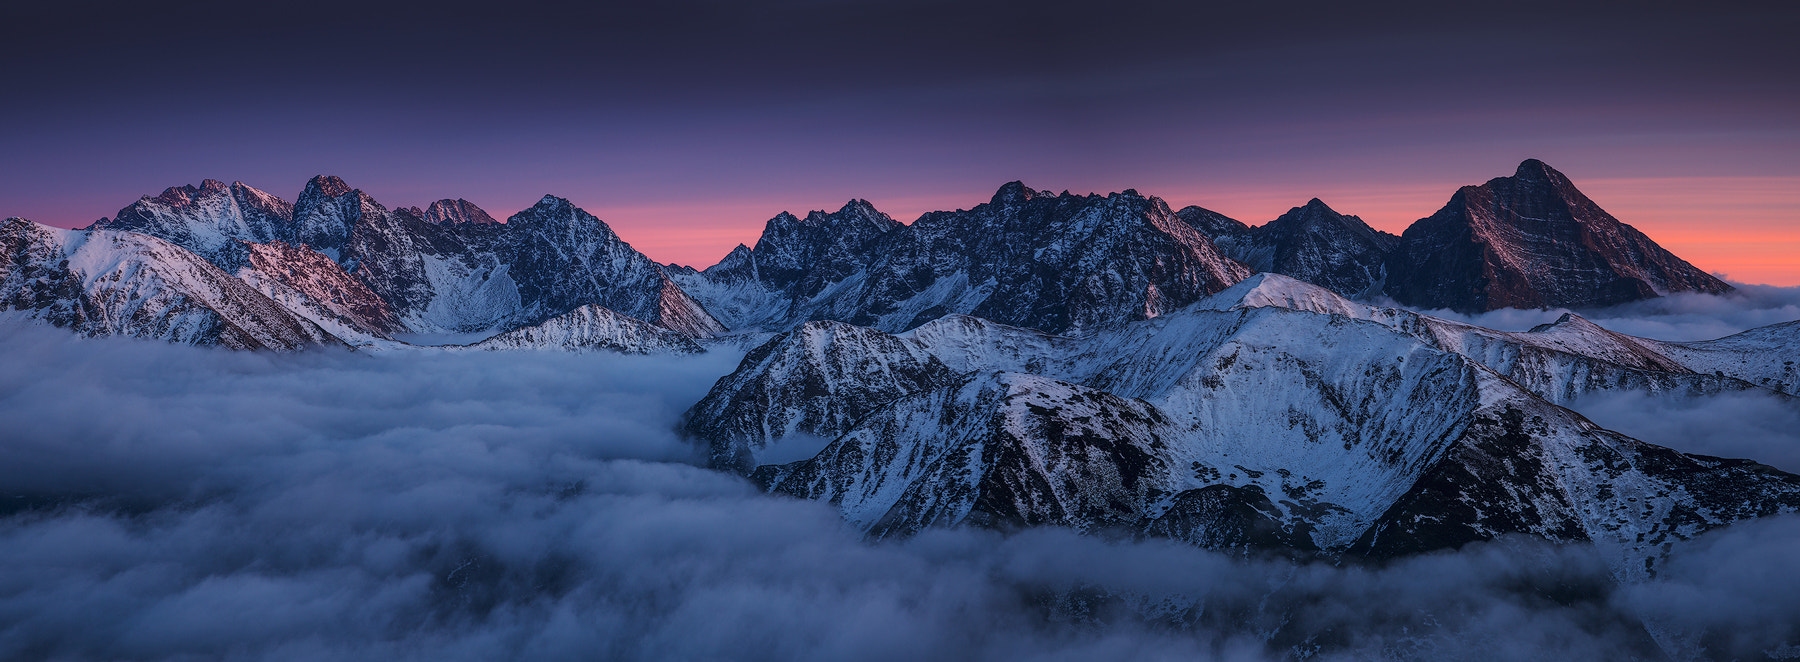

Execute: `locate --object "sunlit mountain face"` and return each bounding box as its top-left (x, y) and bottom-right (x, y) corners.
top-left (2, 1), bottom-right (1798, 659)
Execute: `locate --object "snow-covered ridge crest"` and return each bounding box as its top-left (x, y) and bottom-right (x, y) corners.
top-left (1199, 273), bottom-right (1787, 403)
top-left (462, 304), bottom-right (703, 354)
top-left (89, 178), bottom-right (293, 271)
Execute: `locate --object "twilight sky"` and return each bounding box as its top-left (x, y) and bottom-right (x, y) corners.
top-left (4, 1), bottom-right (1797, 284)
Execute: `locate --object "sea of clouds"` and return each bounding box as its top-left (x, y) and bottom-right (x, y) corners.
top-left (1393, 280), bottom-right (1800, 341)
top-left (2, 321), bottom-right (1798, 661)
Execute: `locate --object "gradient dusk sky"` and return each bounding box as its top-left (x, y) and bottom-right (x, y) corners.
top-left (4, 1), bottom-right (1797, 284)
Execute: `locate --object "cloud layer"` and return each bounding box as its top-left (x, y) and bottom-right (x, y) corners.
top-left (1, 323), bottom-right (1796, 660)
top-left (1569, 389), bottom-right (1800, 473)
top-left (1392, 281), bottom-right (1800, 341)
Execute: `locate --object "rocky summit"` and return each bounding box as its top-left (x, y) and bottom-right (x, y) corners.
top-left (1386, 159), bottom-right (1733, 312)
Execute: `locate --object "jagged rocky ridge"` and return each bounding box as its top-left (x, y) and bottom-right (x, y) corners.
top-left (22, 158), bottom-right (1749, 353)
top-left (234, 240), bottom-right (404, 347)
top-left (678, 160), bottom-right (1733, 337)
top-left (676, 182), bottom-right (1250, 336)
top-left (669, 199), bottom-right (902, 330)
top-left (683, 274), bottom-right (1800, 566)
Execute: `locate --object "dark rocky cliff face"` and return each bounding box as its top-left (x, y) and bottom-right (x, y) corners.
top-left (711, 200), bottom-right (901, 295)
top-left (686, 182), bottom-right (1251, 336)
top-left (504, 196), bottom-right (724, 337)
top-left (1386, 159), bottom-right (1732, 312)
top-left (1181, 198), bottom-right (1396, 299)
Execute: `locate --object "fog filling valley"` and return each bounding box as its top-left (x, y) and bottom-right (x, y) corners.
top-left (2, 309), bottom-right (1799, 661)
top-left (1393, 279), bottom-right (1800, 341)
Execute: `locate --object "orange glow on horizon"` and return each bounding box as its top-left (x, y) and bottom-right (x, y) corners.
top-left (595, 177), bottom-right (1800, 287)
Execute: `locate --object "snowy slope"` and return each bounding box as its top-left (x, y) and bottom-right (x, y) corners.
top-left (684, 320), bottom-right (957, 471)
top-left (234, 240), bottom-right (404, 347)
top-left (1200, 274), bottom-right (1775, 405)
top-left (756, 371), bottom-right (1187, 537)
top-left (462, 304), bottom-right (704, 354)
top-left (1641, 321), bottom-right (1800, 395)
top-left (1356, 366), bottom-right (1800, 576)
top-left (690, 277), bottom-right (1800, 563)
top-left (1, 218), bottom-right (341, 350)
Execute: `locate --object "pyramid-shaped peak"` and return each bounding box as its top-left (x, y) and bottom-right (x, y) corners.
top-left (511, 195), bottom-right (608, 230)
top-left (1270, 198), bottom-right (1361, 230)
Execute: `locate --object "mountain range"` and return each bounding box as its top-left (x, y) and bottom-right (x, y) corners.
top-left (3, 159), bottom-right (1792, 572)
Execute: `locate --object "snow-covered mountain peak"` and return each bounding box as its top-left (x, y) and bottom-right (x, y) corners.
top-left (1269, 198), bottom-right (1379, 235)
top-left (1181, 198), bottom-right (1394, 299)
top-left (1511, 157), bottom-right (1558, 181)
top-left (1196, 272), bottom-right (1366, 317)
top-left (504, 195), bottom-right (725, 338)
top-left (89, 178), bottom-right (296, 271)
top-left (797, 198), bottom-right (900, 234)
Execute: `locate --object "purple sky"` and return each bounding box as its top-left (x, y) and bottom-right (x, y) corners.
top-left (4, 1), bottom-right (1797, 283)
